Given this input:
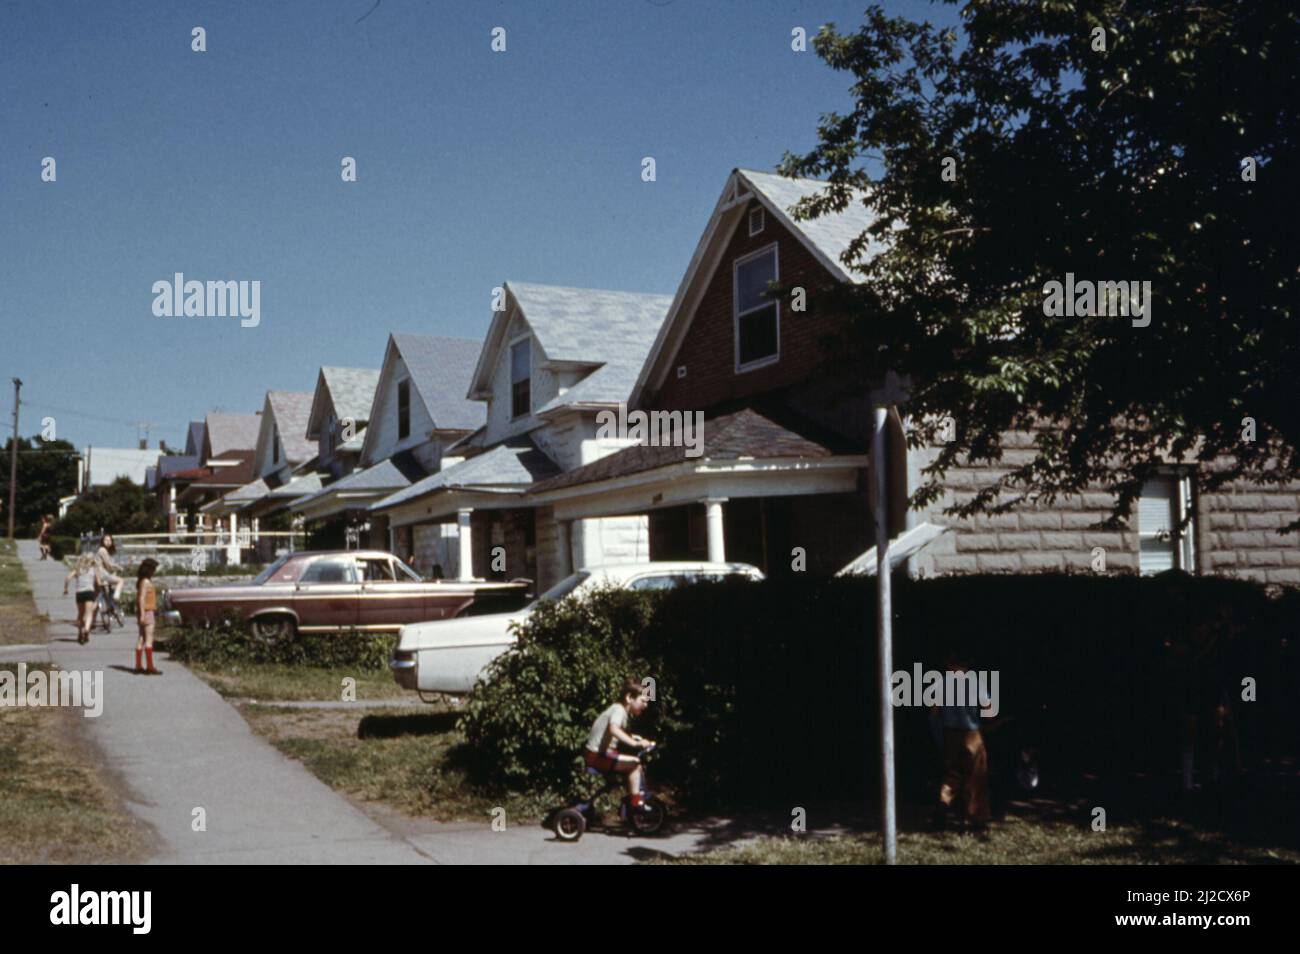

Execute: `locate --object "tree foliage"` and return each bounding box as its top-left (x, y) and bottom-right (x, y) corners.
top-left (1, 435), bottom-right (79, 534)
top-left (54, 476), bottom-right (165, 538)
top-left (781, 0), bottom-right (1297, 526)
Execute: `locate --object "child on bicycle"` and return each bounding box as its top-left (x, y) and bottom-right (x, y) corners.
top-left (95, 534), bottom-right (126, 626)
top-left (584, 677), bottom-right (654, 811)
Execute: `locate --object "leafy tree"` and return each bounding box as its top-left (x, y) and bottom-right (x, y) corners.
top-left (781, 0), bottom-right (1297, 526)
top-left (54, 476), bottom-right (165, 538)
top-left (1, 435), bottom-right (79, 534)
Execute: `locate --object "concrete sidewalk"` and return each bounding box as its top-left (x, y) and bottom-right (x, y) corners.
top-left (12, 541), bottom-right (726, 864)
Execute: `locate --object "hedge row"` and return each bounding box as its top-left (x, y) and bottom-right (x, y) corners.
top-left (457, 572), bottom-right (1300, 807)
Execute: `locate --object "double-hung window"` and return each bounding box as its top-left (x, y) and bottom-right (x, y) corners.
top-left (734, 245), bottom-right (779, 370)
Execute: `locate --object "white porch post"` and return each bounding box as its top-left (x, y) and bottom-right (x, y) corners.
top-left (557, 520), bottom-right (573, 577)
top-left (226, 513), bottom-right (241, 566)
top-left (252, 517), bottom-right (260, 545)
top-left (457, 508), bottom-right (474, 581)
top-left (704, 498), bottom-right (727, 563)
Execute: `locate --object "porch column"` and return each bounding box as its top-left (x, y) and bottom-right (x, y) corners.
top-left (252, 517), bottom-right (260, 545)
top-left (456, 508), bottom-right (474, 581)
top-left (557, 519), bottom-right (573, 577)
top-left (704, 498), bottom-right (727, 563)
top-left (226, 513), bottom-right (241, 566)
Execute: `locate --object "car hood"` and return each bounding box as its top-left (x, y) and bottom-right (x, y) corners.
top-left (396, 611), bottom-right (525, 651)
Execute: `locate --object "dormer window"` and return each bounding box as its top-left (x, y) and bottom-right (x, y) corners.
top-left (397, 379), bottom-right (411, 440)
top-left (734, 244), bottom-right (780, 370)
top-left (748, 206), bottom-right (765, 237)
top-left (510, 338), bottom-right (531, 419)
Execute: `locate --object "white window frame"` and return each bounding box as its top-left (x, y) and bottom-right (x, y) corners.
top-left (748, 206), bottom-right (765, 237)
top-left (1137, 470), bottom-right (1197, 575)
top-left (508, 334), bottom-right (532, 420)
top-left (733, 242), bottom-right (781, 374)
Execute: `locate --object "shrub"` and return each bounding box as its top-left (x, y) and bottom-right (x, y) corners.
top-left (164, 614), bottom-right (394, 671)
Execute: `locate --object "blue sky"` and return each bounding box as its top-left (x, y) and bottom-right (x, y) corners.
top-left (1, 0), bottom-right (953, 453)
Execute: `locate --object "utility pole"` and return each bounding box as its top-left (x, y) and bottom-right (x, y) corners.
top-left (7, 378), bottom-right (21, 540)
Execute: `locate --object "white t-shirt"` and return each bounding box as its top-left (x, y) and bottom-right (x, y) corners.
top-left (585, 703), bottom-right (628, 753)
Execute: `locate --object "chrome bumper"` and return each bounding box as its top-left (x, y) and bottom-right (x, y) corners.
top-left (390, 653), bottom-right (417, 690)
top-left (162, 610), bottom-right (183, 626)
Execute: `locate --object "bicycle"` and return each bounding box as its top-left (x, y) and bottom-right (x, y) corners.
top-left (552, 743), bottom-right (668, 842)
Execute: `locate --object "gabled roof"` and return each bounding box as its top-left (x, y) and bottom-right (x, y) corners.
top-left (307, 367), bottom-right (381, 439)
top-left (157, 454), bottom-right (201, 479)
top-left (371, 438), bottom-right (559, 512)
top-left (265, 391), bottom-right (316, 465)
top-left (529, 405), bottom-right (857, 496)
top-left (629, 168), bottom-right (875, 407)
top-left (184, 421), bottom-right (206, 457)
top-left (468, 283), bottom-right (674, 402)
top-left (205, 412), bottom-right (262, 458)
top-left (390, 334), bottom-right (483, 431)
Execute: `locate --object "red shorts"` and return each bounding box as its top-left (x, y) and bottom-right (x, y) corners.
top-left (584, 748), bottom-right (620, 773)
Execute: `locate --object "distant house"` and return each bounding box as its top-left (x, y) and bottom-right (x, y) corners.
top-left (204, 392), bottom-right (321, 552)
top-left (176, 411), bottom-right (262, 534)
top-left (305, 366), bottom-right (381, 481)
top-left (154, 421), bottom-right (205, 532)
top-left (370, 282), bottom-right (673, 587)
top-left (82, 446), bottom-right (160, 489)
top-left (291, 335), bottom-right (481, 550)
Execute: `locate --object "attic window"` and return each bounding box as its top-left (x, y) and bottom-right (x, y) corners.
top-left (748, 206), bottom-right (765, 237)
top-left (397, 379), bottom-right (411, 440)
top-left (272, 426), bottom-right (280, 464)
top-left (510, 338), bottom-right (531, 419)
top-left (734, 244), bottom-right (780, 371)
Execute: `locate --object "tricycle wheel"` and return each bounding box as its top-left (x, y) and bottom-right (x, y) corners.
top-left (629, 797), bottom-right (666, 835)
top-left (554, 808), bottom-right (586, 842)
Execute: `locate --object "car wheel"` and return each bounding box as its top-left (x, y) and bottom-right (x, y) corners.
top-left (251, 615), bottom-right (296, 643)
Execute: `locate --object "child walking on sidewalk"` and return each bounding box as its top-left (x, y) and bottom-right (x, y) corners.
top-left (134, 559), bottom-right (162, 675)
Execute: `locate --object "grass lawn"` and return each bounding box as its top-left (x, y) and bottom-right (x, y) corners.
top-left (237, 702), bottom-right (551, 823)
top-left (0, 539), bottom-right (47, 647)
top-left (659, 811), bottom-right (1300, 865)
top-left (0, 662), bottom-right (152, 863)
top-left (184, 658), bottom-right (410, 702)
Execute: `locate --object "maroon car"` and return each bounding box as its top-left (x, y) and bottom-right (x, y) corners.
top-left (162, 550), bottom-right (529, 641)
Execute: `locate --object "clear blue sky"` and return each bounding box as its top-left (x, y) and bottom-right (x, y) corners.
top-left (1, 0), bottom-right (953, 453)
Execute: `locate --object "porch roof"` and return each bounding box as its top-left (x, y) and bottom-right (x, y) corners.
top-left (370, 438), bottom-right (559, 512)
top-left (290, 450), bottom-right (428, 512)
top-left (528, 406), bottom-right (859, 496)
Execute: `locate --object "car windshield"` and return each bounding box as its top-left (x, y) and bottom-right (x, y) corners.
top-left (392, 556), bottom-right (422, 581)
top-left (251, 555), bottom-right (291, 585)
top-left (526, 571), bottom-right (590, 610)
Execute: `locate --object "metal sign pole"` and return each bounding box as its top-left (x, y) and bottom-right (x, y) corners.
top-left (872, 404), bottom-right (897, 864)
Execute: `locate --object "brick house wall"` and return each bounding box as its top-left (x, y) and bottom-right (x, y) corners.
top-left (649, 198), bottom-right (844, 413)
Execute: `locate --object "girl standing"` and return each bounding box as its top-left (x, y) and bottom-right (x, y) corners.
top-left (37, 515), bottom-right (53, 560)
top-left (135, 558), bottom-right (162, 675)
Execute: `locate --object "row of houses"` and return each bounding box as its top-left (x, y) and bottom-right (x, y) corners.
top-left (147, 168), bottom-right (1299, 590)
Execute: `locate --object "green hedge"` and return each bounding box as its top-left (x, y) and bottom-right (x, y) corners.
top-left (457, 572), bottom-right (1300, 807)
top-left (163, 616), bottom-right (394, 671)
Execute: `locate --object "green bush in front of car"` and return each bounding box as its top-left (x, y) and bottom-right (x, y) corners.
top-left (164, 613), bottom-right (395, 671)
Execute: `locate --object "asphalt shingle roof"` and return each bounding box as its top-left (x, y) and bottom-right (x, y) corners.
top-left (320, 366), bottom-right (381, 424)
top-left (205, 413), bottom-right (262, 457)
top-left (292, 451), bottom-right (428, 509)
top-left (266, 391), bottom-right (316, 465)
top-left (391, 334), bottom-right (483, 431)
top-left (372, 439), bottom-right (559, 511)
top-left (737, 169), bottom-right (876, 282)
top-left (509, 283), bottom-right (674, 367)
top-left (529, 406), bottom-right (854, 495)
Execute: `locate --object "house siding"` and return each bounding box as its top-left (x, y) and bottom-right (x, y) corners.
top-left (650, 198), bottom-right (845, 413)
top-left (364, 353), bottom-right (438, 466)
top-left (908, 436), bottom-right (1300, 582)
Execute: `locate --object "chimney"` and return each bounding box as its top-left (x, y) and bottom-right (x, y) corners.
top-left (139, 438), bottom-right (147, 450)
